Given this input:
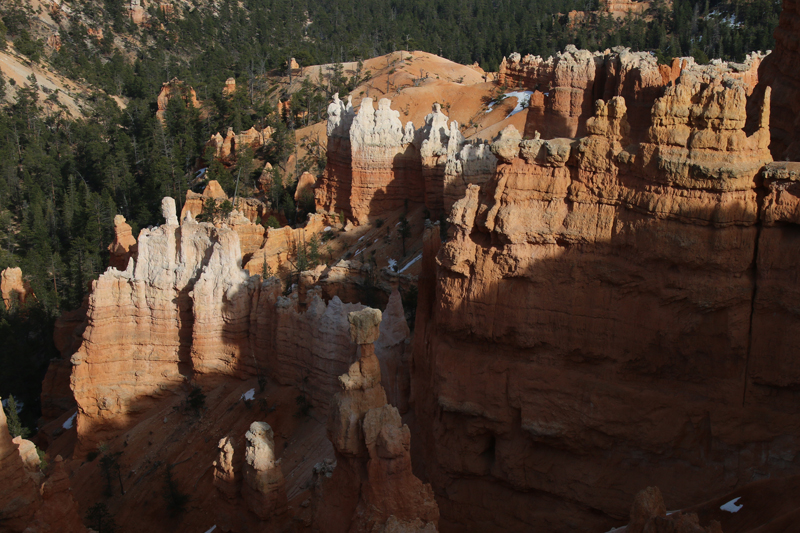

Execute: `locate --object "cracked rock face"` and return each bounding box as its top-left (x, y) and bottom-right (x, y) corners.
top-left (409, 57), bottom-right (800, 531)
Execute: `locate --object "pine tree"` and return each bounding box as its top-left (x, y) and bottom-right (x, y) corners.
top-left (4, 395), bottom-right (30, 438)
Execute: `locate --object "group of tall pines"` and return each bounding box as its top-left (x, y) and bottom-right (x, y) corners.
top-left (0, 0), bottom-right (781, 431)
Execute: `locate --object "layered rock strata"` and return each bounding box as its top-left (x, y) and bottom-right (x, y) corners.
top-left (347, 97), bottom-right (421, 224)
top-left (317, 99), bottom-right (497, 222)
top-left (69, 197), bottom-right (412, 453)
top-left (316, 95), bottom-right (355, 218)
top-left (313, 307), bottom-right (439, 532)
top-left (408, 63), bottom-right (800, 531)
top-left (70, 197), bottom-right (260, 451)
top-left (498, 46), bottom-right (763, 141)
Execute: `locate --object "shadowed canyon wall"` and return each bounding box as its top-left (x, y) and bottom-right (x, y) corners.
top-left (405, 60), bottom-right (800, 531)
top-left (310, 42), bottom-right (800, 531)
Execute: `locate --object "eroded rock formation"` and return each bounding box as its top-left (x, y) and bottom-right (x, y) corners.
top-left (1, 400), bottom-right (87, 533)
top-left (182, 179), bottom-right (267, 224)
top-left (205, 126), bottom-right (274, 160)
top-left (758, 0), bottom-right (800, 159)
top-left (107, 215), bottom-right (137, 270)
top-left (316, 98), bottom-right (497, 222)
top-left (0, 402), bottom-right (40, 531)
top-left (405, 56), bottom-right (800, 531)
top-left (70, 197), bottom-right (260, 451)
top-left (498, 46), bottom-right (763, 141)
top-left (156, 78), bottom-right (200, 123)
top-left (68, 195), bottom-right (413, 457)
top-left (24, 456), bottom-right (90, 533)
top-left (241, 421), bottom-right (287, 520)
top-left (626, 487), bottom-right (722, 533)
top-left (313, 307), bottom-right (439, 532)
top-left (1, 267), bottom-right (32, 309)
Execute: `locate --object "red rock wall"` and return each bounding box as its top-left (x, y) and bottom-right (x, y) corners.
top-left (0, 403), bottom-right (41, 531)
top-left (318, 99), bottom-right (497, 223)
top-left (348, 98), bottom-right (423, 224)
top-left (409, 70), bottom-right (793, 532)
top-left (316, 135), bottom-right (354, 218)
top-left (758, 0), bottom-right (800, 159)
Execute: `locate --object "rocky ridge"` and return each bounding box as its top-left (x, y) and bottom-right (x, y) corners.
top-left (498, 46), bottom-right (764, 141)
top-left (405, 51), bottom-right (800, 531)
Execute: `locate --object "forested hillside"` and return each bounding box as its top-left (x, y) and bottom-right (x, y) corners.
top-left (0, 0), bottom-right (782, 431)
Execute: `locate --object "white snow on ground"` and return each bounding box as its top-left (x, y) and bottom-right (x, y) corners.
top-left (323, 226), bottom-right (332, 232)
top-left (241, 388), bottom-right (255, 401)
top-left (387, 258), bottom-right (397, 271)
top-left (62, 412), bottom-right (77, 430)
top-left (204, 526), bottom-right (217, 533)
top-left (485, 91), bottom-right (534, 117)
top-left (504, 91), bottom-right (534, 118)
top-left (720, 497), bottom-right (743, 513)
top-left (399, 253), bottom-right (422, 273)
top-left (358, 235), bottom-right (366, 241)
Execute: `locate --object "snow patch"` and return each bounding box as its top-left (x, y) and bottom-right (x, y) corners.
top-left (388, 258), bottom-right (398, 271)
top-left (241, 388), bottom-right (255, 401)
top-left (323, 226), bottom-right (332, 232)
top-left (204, 527), bottom-right (217, 533)
top-left (62, 412), bottom-right (77, 430)
top-left (504, 91), bottom-right (534, 118)
top-left (720, 497), bottom-right (743, 513)
top-left (357, 235), bottom-right (366, 241)
top-left (399, 253), bottom-right (422, 273)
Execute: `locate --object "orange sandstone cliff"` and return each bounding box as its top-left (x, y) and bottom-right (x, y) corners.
top-left (405, 60), bottom-right (800, 531)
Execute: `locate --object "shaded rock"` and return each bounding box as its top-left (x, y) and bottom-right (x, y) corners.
top-left (107, 215), bottom-right (137, 270)
top-left (241, 421), bottom-right (287, 520)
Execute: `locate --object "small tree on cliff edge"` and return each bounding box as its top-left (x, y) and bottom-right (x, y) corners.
top-left (3, 396), bottom-right (29, 438)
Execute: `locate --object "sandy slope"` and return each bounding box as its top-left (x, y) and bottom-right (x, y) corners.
top-left (0, 47), bottom-right (125, 117)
